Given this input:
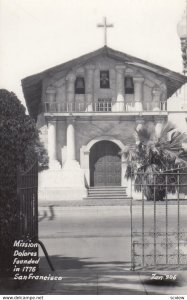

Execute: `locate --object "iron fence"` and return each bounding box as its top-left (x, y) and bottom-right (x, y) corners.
top-left (131, 166), bottom-right (187, 270)
top-left (17, 160), bottom-right (38, 242)
top-left (16, 160), bottom-right (54, 272)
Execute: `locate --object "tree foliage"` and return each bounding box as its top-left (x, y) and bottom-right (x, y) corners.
top-left (124, 121), bottom-right (187, 201)
top-left (0, 89), bottom-right (48, 275)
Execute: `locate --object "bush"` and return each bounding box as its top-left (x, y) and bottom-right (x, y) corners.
top-left (0, 89), bottom-right (48, 275)
top-left (124, 122), bottom-right (187, 201)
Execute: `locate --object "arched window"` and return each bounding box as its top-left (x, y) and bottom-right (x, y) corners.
top-left (75, 77), bottom-right (85, 94)
top-left (124, 77), bottom-right (134, 94)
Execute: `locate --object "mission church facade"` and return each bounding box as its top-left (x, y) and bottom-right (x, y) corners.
top-left (22, 46), bottom-right (187, 201)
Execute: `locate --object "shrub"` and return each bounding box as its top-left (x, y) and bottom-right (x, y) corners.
top-left (0, 89), bottom-right (48, 275)
top-left (124, 122), bottom-right (187, 201)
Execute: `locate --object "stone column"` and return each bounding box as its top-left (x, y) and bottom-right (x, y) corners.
top-left (46, 87), bottom-right (56, 112)
top-left (135, 117), bottom-right (145, 144)
top-left (152, 87), bottom-right (161, 111)
top-left (46, 87), bottom-right (56, 102)
top-left (85, 64), bottom-right (95, 112)
top-left (66, 73), bottom-right (76, 112)
top-left (115, 65), bottom-right (125, 111)
top-left (66, 118), bottom-right (76, 161)
top-left (154, 116), bottom-right (164, 139)
top-left (80, 146), bottom-right (90, 186)
top-left (48, 119), bottom-right (56, 161)
top-left (134, 77), bottom-right (144, 111)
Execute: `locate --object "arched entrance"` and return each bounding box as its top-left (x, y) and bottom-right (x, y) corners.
top-left (90, 140), bottom-right (121, 186)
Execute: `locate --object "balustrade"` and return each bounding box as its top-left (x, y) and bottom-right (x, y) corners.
top-left (43, 100), bottom-right (168, 113)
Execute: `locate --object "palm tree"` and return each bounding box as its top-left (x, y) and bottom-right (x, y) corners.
top-left (123, 122), bottom-right (187, 201)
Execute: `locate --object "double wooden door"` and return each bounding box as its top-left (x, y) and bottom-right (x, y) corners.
top-left (90, 141), bottom-right (121, 186)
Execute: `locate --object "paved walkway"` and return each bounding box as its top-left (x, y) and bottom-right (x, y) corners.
top-left (1, 204), bottom-right (187, 295)
top-left (1, 264), bottom-right (187, 295)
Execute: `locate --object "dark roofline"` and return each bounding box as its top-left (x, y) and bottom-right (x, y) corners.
top-left (21, 46), bottom-right (187, 120)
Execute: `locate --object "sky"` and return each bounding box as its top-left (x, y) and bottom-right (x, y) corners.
top-left (0, 0), bottom-right (186, 112)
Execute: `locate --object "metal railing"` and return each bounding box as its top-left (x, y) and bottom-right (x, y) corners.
top-left (43, 101), bottom-right (168, 113)
top-left (131, 167), bottom-right (187, 270)
top-left (17, 160), bottom-right (38, 241)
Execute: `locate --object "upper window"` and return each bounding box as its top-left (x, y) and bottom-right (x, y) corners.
top-left (100, 70), bottom-right (110, 88)
top-left (97, 98), bottom-right (112, 112)
top-left (124, 77), bottom-right (134, 94)
top-left (75, 77), bottom-right (85, 94)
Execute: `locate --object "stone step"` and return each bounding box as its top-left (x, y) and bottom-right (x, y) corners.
top-left (83, 197), bottom-right (132, 201)
top-left (86, 195), bottom-right (128, 199)
top-left (89, 189), bottom-right (127, 193)
top-left (88, 190), bottom-right (127, 195)
top-left (88, 194), bottom-right (128, 198)
top-left (90, 190), bottom-right (126, 192)
top-left (89, 186), bottom-right (126, 190)
top-left (85, 186), bottom-right (128, 201)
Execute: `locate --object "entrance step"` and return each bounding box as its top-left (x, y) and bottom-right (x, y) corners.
top-left (84, 186), bottom-right (130, 201)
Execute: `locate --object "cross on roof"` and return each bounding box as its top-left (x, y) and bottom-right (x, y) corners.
top-left (97, 17), bottom-right (114, 46)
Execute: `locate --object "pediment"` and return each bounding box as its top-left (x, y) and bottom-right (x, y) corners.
top-left (22, 46), bottom-right (187, 120)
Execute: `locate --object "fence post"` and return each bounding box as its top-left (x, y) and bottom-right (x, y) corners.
top-left (153, 173), bottom-right (156, 266)
top-left (142, 174), bottom-right (145, 268)
top-left (177, 166), bottom-right (180, 265)
top-left (165, 169), bottom-right (168, 265)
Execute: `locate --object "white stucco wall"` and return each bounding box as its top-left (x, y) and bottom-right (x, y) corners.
top-left (42, 54), bottom-right (167, 111)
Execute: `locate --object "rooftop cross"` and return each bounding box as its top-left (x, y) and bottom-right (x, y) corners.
top-left (97, 17), bottom-right (114, 46)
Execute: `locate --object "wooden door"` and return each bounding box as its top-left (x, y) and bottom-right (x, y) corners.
top-left (90, 141), bottom-right (121, 186)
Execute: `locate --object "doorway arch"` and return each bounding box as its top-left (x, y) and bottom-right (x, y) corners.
top-left (90, 140), bottom-right (121, 186)
top-left (80, 136), bottom-right (127, 187)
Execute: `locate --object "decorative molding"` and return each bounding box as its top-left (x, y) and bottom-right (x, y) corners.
top-left (85, 136), bottom-right (126, 152)
top-left (152, 86), bottom-right (161, 96)
top-left (115, 64), bottom-right (126, 70)
top-left (46, 86), bottom-right (56, 94)
top-left (76, 67), bottom-right (85, 75)
top-left (154, 115), bottom-right (166, 123)
top-left (47, 116), bottom-right (57, 123)
top-left (85, 63), bottom-right (95, 70)
top-left (66, 117), bottom-right (76, 125)
top-left (133, 77), bottom-right (144, 83)
top-left (135, 116), bottom-right (145, 124)
top-left (66, 72), bottom-right (76, 81)
top-left (125, 67), bottom-right (134, 76)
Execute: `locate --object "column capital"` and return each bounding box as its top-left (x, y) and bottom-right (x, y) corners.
top-left (66, 72), bottom-right (76, 81)
top-left (154, 115), bottom-right (166, 123)
top-left (46, 86), bottom-right (56, 94)
top-left (84, 150), bottom-right (90, 155)
top-left (152, 87), bottom-right (161, 96)
top-left (135, 117), bottom-right (145, 133)
top-left (47, 116), bottom-right (57, 123)
top-left (125, 67), bottom-right (134, 76)
top-left (133, 77), bottom-right (144, 83)
top-left (135, 116), bottom-right (145, 125)
top-left (76, 67), bottom-right (85, 75)
top-left (85, 64), bottom-right (95, 70)
top-left (66, 117), bottom-right (76, 125)
top-left (115, 64), bottom-right (126, 72)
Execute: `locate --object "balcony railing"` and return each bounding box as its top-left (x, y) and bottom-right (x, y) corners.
top-left (43, 101), bottom-right (167, 113)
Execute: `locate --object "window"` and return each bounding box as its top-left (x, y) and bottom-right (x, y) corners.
top-left (125, 77), bottom-right (134, 94)
top-left (97, 98), bottom-right (112, 111)
top-left (75, 77), bottom-right (85, 94)
top-left (100, 70), bottom-right (110, 88)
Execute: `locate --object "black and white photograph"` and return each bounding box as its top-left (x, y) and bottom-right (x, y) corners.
top-left (0, 0), bottom-right (187, 297)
